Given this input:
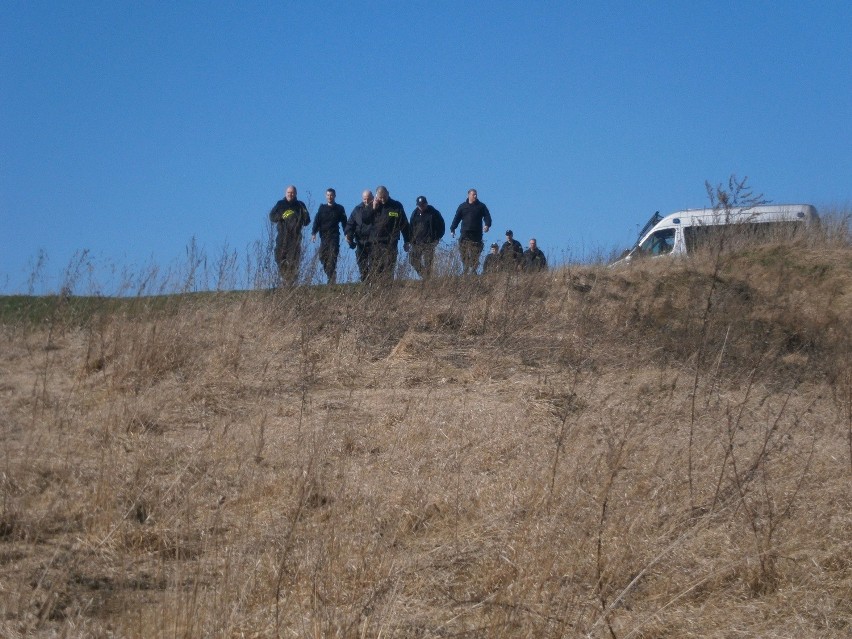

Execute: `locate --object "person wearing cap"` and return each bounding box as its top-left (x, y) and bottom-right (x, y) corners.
top-left (269, 185), bottom-right (311, 285)
top-left (483, 242), bottom-right (501, 274)
top-left (311, 188), bottom-right (348, 284)
top-left (450, 188), bottom-right (492, 275)
top-left (500, 229), bottom-right (524, 270)
top-left (409, 195), bottom-right (446, 279)
top-left (345, 190), bottom-right (374, 281)
top-left (523, 238), bottom-right (547, 272)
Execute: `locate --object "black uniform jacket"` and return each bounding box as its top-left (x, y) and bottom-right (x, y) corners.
top-left (269, 198), bottom-right (310, 251)
top-left (346, 198), bottom-right (411, 246)
top-left (312, 203), bottom-right (347, 241)
top-left (523, 248), bottom-right (547, 270)
top-left (500, 238), bottom-right (523, 260)
top-left (450, 200), bottom-right (492, 243)
top-left (410, 205), bottom-right (446, 244)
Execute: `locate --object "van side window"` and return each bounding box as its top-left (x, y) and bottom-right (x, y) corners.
top-left (684, 221), bottom-right (802, 253)
top-left (639, 229), bottom-right (676, 256)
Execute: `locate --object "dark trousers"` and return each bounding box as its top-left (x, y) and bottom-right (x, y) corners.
top-left (459, 239), bottom-right (484, 275)
top-left (409, 242), bottom-right (437, 278)
top-left (275, 240), bottom-right (302, 286)
top-left (355, 244), bottom-right (369, 282)
top-left (370, 244), bottom-right (398, 282)
top-left (356, 242), bottom-right (397, 282)
top-left (318, 239), bottom-right (340, 284)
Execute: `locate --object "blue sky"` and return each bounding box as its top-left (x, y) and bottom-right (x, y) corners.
top-left (1, 1), bottom-right (850, 292)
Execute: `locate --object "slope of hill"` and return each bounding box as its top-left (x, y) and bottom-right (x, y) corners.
top-left (1, 239), bottom-right (850, 638)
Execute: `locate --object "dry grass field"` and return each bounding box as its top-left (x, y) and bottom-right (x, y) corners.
top-left (1, 220), bottom-right (850, 637)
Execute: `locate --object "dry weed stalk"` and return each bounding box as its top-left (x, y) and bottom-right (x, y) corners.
top-left (1, 212), bottom-right (850, 637)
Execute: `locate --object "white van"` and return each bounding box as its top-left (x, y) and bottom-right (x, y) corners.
top-left (611, 204), bottom-right (819, 265)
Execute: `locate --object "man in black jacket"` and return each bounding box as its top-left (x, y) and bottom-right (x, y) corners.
top-left (369, 186), bottom-right (411, 281)
top-left (269, 185), bottom-right (310, 285)
top-left (311, 188), bottom-right (347, 284)
top-left (523, 238), bottom-right (547, 272)
top-left (483, 243), bottom-right (501, 274)
top-left (345, 186), bottom-right (410, 282)
top-left (500, 229), bottom-right (524, 271)
top-left (450, 188), bottom-right (492, 275)
top-left (408, 195), bottom-right (445, 279)
top-left (344, 190), bottom-right (374, 282)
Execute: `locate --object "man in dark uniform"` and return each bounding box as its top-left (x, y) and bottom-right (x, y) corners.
top-left (500, 229), bottom-right (524, 271)
top-left (345, 186), bottom-right (410, 282)
top-left (408, 195), bottom-right (446, 279)
top-left (523, 238), bottom-right (547, 272)
top-left (269, 185), bottom-right (310, 285)
top-left (450, 188), bottom-right (492, 275)
top-left (483, 243), bottom-right (501, 274)
top-left (369, 186), bottom-right (411, 281)
top-left (311, 188), bottom-right (347, 284)
top-left (345, 190), bottom-right (374, 282)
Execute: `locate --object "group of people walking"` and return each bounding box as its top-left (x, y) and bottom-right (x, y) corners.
top-left (269, 185), bottom-right (546, 285)
top-left (483, 232), bottom-right (547, 274)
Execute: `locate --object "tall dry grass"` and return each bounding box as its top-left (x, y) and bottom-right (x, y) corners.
top-left (0, 213), bottom-right (850, 638)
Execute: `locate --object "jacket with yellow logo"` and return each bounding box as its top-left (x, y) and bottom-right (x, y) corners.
top-left (347, 198), bottom-right (411, 246)
top-left (269, 198), bottom-right (310, 257)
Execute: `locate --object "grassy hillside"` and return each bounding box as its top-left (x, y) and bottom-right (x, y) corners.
top-left (1, 233), bottom-right (850, 637)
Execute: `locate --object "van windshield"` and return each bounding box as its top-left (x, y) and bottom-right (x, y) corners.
top-left (623, 211), bottom-right (664, 254)
top-left (638, 228), bottom-right (676, 256)
top-left (638, 211), bottom-right (663, 241)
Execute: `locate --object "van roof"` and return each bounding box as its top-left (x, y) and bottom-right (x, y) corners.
top-left (663, 203), bottom-right (817, 217)
top-left (656, 204), bottom-right (818, 225)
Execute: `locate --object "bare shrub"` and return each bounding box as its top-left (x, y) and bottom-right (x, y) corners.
top-left (1, 207), bottom-right (850, 637)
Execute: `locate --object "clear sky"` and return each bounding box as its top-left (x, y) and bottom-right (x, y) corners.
top-left (2, 1), bottom-right (850, 293)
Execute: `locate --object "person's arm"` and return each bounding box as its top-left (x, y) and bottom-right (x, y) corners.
top-left (400, 209), bottom-right (411, 247)
top-left (337, 206), bottom-right (347, 234)
top-left (482, 204), bottom-right (492, 233)
top-left (311, 206), bottom-right (321, 240)
top-left (269, 202), bottom-right (281, 223)
top-left (301, 202), bottom-right (311, 227)
top-left (435, 209), bottom-right (446, 241)
top-left (344, 209), bottom-right (358, 247)
top-left (450, 205), bottom-right (462, 237)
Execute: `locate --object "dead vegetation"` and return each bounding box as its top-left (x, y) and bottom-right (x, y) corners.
top-left (1, 222), bottom-right (850, 637)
